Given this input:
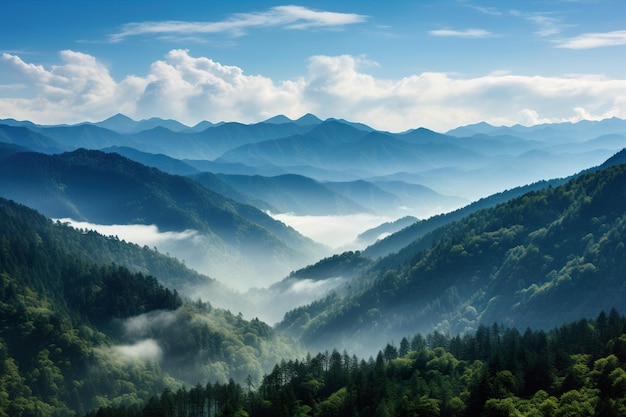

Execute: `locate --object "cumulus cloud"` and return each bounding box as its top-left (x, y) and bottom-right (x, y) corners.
top-left (0, 50), bottom-right (146, 124)
top-left (2, 49), bottom-right (626, 132)
top-left (109, 5), bottom-right (368, 42)
top-left (556, 29), bottom-right (626, 49)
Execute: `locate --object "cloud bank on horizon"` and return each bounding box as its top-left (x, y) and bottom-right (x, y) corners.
top-left (1, 2), bottom-right (625, 132)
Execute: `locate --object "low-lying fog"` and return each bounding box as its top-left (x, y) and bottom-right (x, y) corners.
top-left (269, 212), bottom-right (393, 250)
top-left (55, 214), bottom-right (391, 324)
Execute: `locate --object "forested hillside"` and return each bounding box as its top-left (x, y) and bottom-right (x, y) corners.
top-left (279, 160), bottom-right (626, 353)
top-left (0, 199), bottom-right (302, 416)
top-left (0, 148), bottom-right (326, 288)
top-left (89, 310), bottom-right (626, 417)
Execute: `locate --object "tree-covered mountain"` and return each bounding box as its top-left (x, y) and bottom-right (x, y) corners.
top-left (0, 149), bottom-right (326, 289)
top-left (278, 158), bottom-right (626, 354)
top-left (0, 198), bottom-right (302, 416)
top-left (356, 215), bottom-right (419, 246)
top-left (363, 178), bottom-right (569, 259)
top-left (90, 310), bottom-right (626, 417)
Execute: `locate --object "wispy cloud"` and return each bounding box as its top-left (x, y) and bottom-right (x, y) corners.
top-left (469, 5), bottom-right (502, 16)
top-left (510, 10), bottom-right (564, 37)
top-left (556, 29), bottom-right (626, 49)
top-left (428, 28), bottom-right (492, 38)
top-left (108, 5), bottom-right (368, 43)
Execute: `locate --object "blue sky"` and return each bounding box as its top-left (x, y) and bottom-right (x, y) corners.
top-left (1, 0), bottom-right (626, 131)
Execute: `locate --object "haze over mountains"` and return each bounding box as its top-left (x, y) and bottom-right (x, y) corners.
top-left (1, 112), bottom-right (624, 315)
top-left (1, 113), bottom-right (625, 284)
top-left (2, 112), bottom-right (626, 414)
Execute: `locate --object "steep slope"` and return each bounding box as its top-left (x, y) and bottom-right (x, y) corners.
top-left (0, 198), bottom-right (301, 415)
top-left (363, 178), bottom-right (568, 259)
top-left (0, 149), bottom-right (326, 288)
top-left (278, 161), bottom-right (626, 353)
top-left (356, 215), bottom-right (419, 246)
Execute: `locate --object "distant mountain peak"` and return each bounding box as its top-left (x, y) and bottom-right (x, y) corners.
top-left (295, 113), bottom-right (323, 126)
top-left (101, 113), bottom-right (136, 123)
top-left (94, 113), bottom-right (138, 133)
top-left (263, 115), bottom-right (294, 124)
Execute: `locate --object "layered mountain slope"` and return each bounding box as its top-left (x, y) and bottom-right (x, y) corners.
top-left (2, 116), bottom-right (624, 206)
top-left (216, 173), bottom-right (368, 215)
top-left (0, 149), bottom-right (326, 288)
top-left (0, 198), bottom-right (301, 415)
top-left (363, 178), bottom-right (569, 259)
top-left (278, 159), bottom-right (626, 353)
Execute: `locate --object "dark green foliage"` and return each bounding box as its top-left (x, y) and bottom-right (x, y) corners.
top-left (0, 198), bottom-right (302, 415)
top-left (0, 194), bottom-right (213, 294)
top-left (288, 251), bottom-right (373, 281)
top-left (280, 163), bottom-right (626, 351)
top-left (0, 148), bottom-right (325, 282)
top-left (102, 311), bottom-right (626, 417)
top-left (363, 177), bottom-right (568, 259)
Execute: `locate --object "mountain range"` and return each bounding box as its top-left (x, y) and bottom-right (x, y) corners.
top-left (277, 149), bottom-right (626, 353)
top-left (0, 148), bottom-right (327, 290)
top-left (1, 113), bottom-right (626, 414)
top-left (3, 113), bottom-right (624, 206)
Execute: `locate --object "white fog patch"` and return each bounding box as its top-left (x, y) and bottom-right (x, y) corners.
top-left (240, 276), bottom-right (347, 324)
top-left (269, 212), bottom-right (392, 249)
top-left (286, 277), bottom-right (342, 295)
top-left (112, 339), bottom-right (162, 362)
top-left (54, 218), bottom-right (303, 291)
top-left (55, 218), bottom-right (201, 247)
top-left (122, 310), bottom-right (178, 337)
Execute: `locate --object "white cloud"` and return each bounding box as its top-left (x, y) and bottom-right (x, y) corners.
top-left (109, 5), bottom-right (368, 43)
top-left (2, 49), bottom-right (626, 132)
top-left (556, 29), bottom-right (626, 49)
top-left (0, 50), bottom-right (146, 123)
top-left (428, 28), bottom-right (492, 38)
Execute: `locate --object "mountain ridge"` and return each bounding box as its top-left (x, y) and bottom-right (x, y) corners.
top-left (0, 148), bottom-right (326, 289)
top-left (278, 155), bottom-right (626, 353)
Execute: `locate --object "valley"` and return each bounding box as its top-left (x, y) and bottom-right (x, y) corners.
top-left (1, 113), bottom-right (626, 416)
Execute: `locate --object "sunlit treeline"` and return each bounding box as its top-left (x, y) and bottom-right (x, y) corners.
top-left (88, 309), bottom-right (626, 417)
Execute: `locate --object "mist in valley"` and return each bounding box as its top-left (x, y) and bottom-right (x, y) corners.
top-left (269, 212), bottom-right (396, 251)
top-left (55, 213), bottom-right (397, 326)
